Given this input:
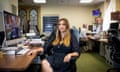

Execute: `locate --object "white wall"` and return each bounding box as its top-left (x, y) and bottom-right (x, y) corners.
top-left (95, 3), bottom-right (104, 18)
top-left (41, 5), bottom-right (94, 30)
top-left (0, 0), bottom-right (18, 31)
top-left (0, 0), bottom-right (18, 15)
top-left (103, 0), bottom-right (116, 31)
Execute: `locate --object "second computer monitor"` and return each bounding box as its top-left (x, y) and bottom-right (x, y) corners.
top-left (3, 11), bottom-right (25, 46)
top-left (88, 25), bottom-right (93, 31)
top-left (0, 31), bottom-right (4, 47)
top-left (110, 22), bottom-right (119, 30)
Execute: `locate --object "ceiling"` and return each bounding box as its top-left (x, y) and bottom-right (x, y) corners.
top-left (19, 0), bottom-right (105, 6)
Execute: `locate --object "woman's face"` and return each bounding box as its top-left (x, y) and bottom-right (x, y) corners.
top-left (58, 20), bottom-right (67, 33)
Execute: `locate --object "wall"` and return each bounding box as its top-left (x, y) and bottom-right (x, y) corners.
top-left (0, 0), bottom-right (18, 31)
top-left (41, 5), bottom-right (94, 32)
top-left (95, 3), bottom-right (104, 18)
top-left (116, 0), bottom-right (120, 11)
top-left (0, 0), bottom-right (18, 15)
top-left (103, 0), bottom-right (116, 31)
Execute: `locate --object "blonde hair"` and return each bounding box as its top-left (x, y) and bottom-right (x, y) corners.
top-left (52, 18), bottom-right (71, 47)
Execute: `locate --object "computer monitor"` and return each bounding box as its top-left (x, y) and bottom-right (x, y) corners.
top-left (92, 9), bottom-right (101, 16)
top-left (3, 11), bottom-right (25, 46)
top-left (0, 31), bottom-right (4, 47)
top-left (88, 25), bottom-right (93, 31)
top-left (108, 22), bottom-right (119, 36)
top-left (110, 22), bottom-right (119, 30)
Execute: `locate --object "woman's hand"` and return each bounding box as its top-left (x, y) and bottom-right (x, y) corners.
top-left (64, 54), bottom-right (72, 63)
top-left (27, 49), bottom-right (38, 55)
top-left (27, 47), bottom-right (44, 56)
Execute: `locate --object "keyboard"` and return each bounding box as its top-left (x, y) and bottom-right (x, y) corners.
top-left (1, 47), bottom-right (18, 51)
top-left (16, 47), bottom-right (30, 55)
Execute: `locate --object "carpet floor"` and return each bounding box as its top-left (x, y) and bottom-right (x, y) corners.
top-left (76, 52), bottom-right (110, 72)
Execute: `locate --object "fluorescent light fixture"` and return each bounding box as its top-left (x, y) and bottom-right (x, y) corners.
top-left (33, 0), bottom-right (46, 3)
top-left (80, 0), bottom-right (93, 3)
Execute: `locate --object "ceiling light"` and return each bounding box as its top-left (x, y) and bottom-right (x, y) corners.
top-left (80, 0), bottom-right (93, 3)
top-left (33, 0), bottom-right (46, 3)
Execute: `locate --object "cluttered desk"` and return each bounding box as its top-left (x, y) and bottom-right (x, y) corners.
top-left (0, 35), bottom-right (45, 71)
top-left (0, 10), bottom-right (46, 71)
top-left (0, 39), bottom-right (44, 71)
top-left (0, 52), bottom-right (36, 71)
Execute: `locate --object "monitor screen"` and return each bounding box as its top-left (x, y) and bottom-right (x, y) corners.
top-left (110, 22), bottom-right (119, 30)
top-left (88, 25), bottom-right (93, 31)
top-left (92, 9), bottom-right (101, 16)
top-left (3, 11), bottom-right (20, 40)
top-left (0, 31), bottom-right (4, 47)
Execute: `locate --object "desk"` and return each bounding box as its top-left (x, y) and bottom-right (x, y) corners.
top-left (0, 47), bottom-right (40, 71)
top-left (99, 39), bottom-right (113, 65)
top-left (98, 39), bottom-right (108, 43)
top-left (0, 54), bottom-right (36, 71)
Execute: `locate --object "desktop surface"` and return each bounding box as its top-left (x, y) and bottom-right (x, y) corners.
top-left (16, 47), bottom-right (30, 55)
top-left (0, 45), bottom-right (41, 71)
top-left (1, 46), bottom-right (30, 55)
top-left (0, 54), bottom-right (36, 71)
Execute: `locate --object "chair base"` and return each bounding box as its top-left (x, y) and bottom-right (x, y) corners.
top-left (107, 68), bottom-right (120, 72)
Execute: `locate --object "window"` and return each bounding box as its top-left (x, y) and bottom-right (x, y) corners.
top-left (30, 9), bottom-right (38, 31)
top-left (43, 16), bottom-right (59, 32)
top-left (19, 9), bottom-right (27, 33)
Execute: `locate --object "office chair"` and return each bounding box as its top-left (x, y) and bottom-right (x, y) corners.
top-left (42, 30), bottom-right (79, 72)
top-left (79, 38), bottom-right (88, 52)
top-left (69, 29), bottom-right (80, 72)
top-left (107, 34), bottom-right (120, 72)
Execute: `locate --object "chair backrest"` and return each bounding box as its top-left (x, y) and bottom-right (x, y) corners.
top-left (109, 34), bottom-right (120, 64)
top-left (70, 28), bottom-right (80, 43)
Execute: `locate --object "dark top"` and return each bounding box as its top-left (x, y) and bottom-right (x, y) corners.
top-left (43, 31), bottom-right (80, 72)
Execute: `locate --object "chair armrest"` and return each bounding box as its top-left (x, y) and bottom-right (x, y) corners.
top-left (70, 56), bottom-right (78, 62)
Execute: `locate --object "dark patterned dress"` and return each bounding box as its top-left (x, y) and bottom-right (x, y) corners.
top-left (43, 31), bottom-right (80, 72)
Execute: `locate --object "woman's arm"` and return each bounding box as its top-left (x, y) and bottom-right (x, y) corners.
top-left (34, 47), bottom-right (44, 53)
top-left (64, 52), bottom-right (79, 62)
top-left (67, 52), bottom-right (79, 57)
top-left (64, 33), bottom-right (80, 62)
top-left (27, 47), bottom-right (44, 55)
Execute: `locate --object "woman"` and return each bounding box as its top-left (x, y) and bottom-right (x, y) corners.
top-left (27, 18), bottom-right (80, 72)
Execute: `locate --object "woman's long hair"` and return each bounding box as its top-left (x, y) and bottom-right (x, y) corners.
top-left (52, 18), bottom-right (71, 47)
